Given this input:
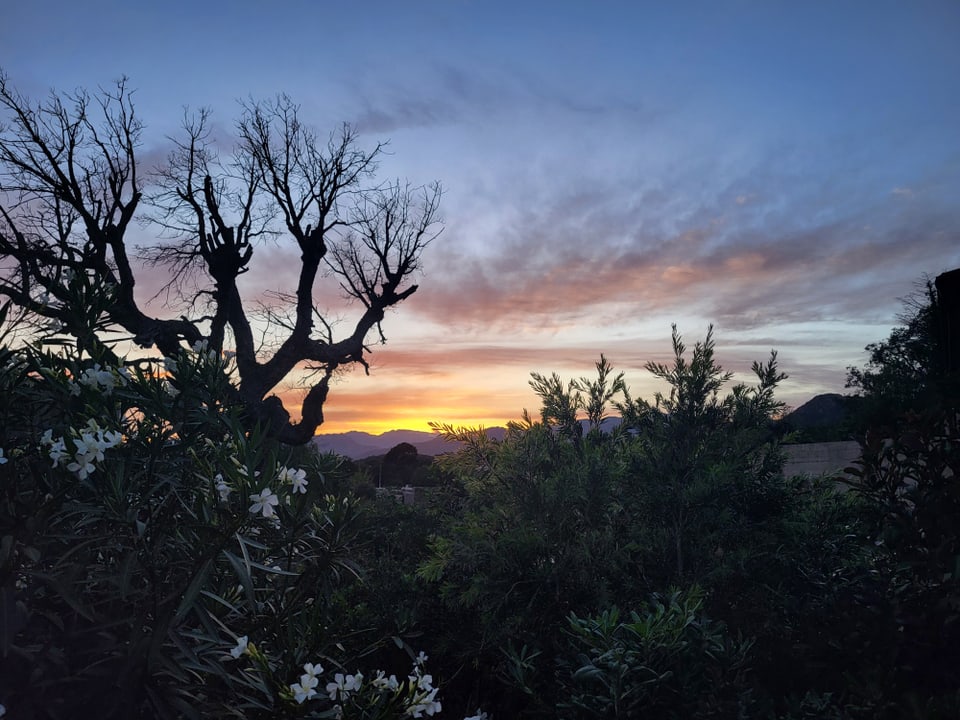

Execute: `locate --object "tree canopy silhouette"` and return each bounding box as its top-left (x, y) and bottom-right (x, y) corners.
top-left (845, 276), bottom-right (946, 425)
top-left (0, 72), bottom-right (442, 443)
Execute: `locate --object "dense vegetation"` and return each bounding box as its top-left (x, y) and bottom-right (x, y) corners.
top-left (3, 286), bottom-right (959, 718)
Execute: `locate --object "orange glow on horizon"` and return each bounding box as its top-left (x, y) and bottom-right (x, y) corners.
top-left (274, 351), bottom-right (540, 436)
top-left (316, 399), bottom-right (520, 435)
top-left (315, 413), bottom-right (514, 436)
top-left (281, 387), bottom-right (525, 436)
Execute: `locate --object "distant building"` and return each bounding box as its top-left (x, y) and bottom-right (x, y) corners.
top-left (782, 441), bottom-right (861, 480)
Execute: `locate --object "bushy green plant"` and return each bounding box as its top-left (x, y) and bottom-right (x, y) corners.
top-left (615, 324), bottom-right (787, 585)
top-left (557, 588), bottom-right (754, 719)
top-left (416, 333), bottom-right (794, 714)
top-left (419, 415), bottom-right (635, 714)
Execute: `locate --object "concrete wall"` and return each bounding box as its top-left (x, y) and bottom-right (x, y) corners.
top-left (783, 441), bottom-right (861, 479)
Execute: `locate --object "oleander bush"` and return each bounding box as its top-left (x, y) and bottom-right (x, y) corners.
top-left (0, 326), bottom-right (444, 719)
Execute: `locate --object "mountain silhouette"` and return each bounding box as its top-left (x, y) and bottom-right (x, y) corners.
top-left (312, 427), bottom-right (506, 460)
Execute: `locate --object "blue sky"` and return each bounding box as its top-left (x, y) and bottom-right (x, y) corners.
top-left (3, 1), bottom-right (959, 432)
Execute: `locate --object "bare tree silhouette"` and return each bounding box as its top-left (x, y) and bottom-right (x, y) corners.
top-left (0, 72), bottom-right (442, 443)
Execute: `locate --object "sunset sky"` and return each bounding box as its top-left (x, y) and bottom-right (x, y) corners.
top-left (3, 1), bottom-right (960, 434)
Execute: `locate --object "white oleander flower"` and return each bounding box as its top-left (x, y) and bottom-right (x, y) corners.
top-left (214, 474), bottom-right (231, 502)
top-left (278, 466), bottom-right (308, 494)
top-left (229, 635), bottom-right (249, 659)
top-left (326, 672), bottom-right (362, 701)
top-left (249, 488), bottom-right (279, 518)
top-left (291, 674), bottom-right (319, 703)
top-left (67, 456), bottom-right (96, 480)
top-left (372, 670), bottom-right (399, 691)
top-left (74, 432), bottom-right (106, 463)
top-left (79, 364), bottom-right (118, 394)
top-left (48, 437), bottom-right (68, 467)
top-left (346, 672), bottom-right (363, 692)
top-left (407, 687), bottom-right (442, 717)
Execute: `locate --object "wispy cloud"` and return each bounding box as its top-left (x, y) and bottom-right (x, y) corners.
top-left (409, 144), bottom-right (960, 336)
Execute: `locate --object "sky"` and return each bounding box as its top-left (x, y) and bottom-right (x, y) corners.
top-left (2, 1), bottom-right (959, 434)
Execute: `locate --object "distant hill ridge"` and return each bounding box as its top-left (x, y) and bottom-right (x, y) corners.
top-left (314, 417), bottom-right (619, 459)
top-left (313, 396), bottom-right (855, 460)
top-left (311, 428), bottom-right (503, 460)
top-left (783, 393), bottom-right (852, 428)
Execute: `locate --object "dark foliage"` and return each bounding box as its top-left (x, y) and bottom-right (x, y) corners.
top-left (846, 276), bottom-right (947, 431)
